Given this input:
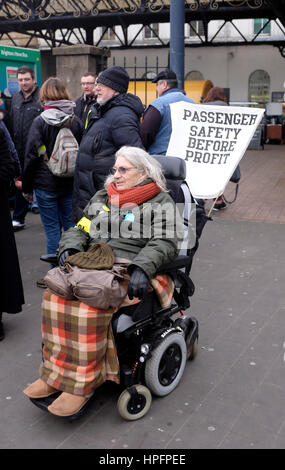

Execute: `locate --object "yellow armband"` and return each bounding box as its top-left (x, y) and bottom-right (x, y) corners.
top-left (38, 144), bottom-right (47, 160)
top-left (75, 217), bottom-right (91, 233)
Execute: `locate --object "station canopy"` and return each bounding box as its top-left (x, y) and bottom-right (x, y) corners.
top-left (0, 0), bottom-right (284, 55)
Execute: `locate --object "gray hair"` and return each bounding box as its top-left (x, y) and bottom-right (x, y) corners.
top-left (104, 146), bottom-right (168, 191)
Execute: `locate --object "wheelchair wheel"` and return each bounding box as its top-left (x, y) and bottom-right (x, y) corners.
top-left (117, 385), bottom-right (152, 421)
top-left (144, 332), bottom-right (187, 397)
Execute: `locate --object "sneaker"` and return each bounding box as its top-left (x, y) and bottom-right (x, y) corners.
top-left (213, 201), bottom-right (227, 211)
top-left (12, 220), bottom-right (25, 231)
top-left (36, 278), bottom-right (47, 289)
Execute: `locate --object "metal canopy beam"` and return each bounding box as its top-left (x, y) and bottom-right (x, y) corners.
top-left (267, 0), bottom-right (285, 29)
top-left (0, 0), bottom-right (284, 55)
top-left (0, 2), bottom-right (277, 30)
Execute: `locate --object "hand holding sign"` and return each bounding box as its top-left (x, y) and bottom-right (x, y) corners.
top-left (166, 102), bottom-right (264, 199)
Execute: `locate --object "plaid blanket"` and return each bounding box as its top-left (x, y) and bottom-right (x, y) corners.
top-left (40, 274), bottom-right (174, 397)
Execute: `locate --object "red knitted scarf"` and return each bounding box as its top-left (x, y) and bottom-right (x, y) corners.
top-left (107, 181), bottom-right (161, 207)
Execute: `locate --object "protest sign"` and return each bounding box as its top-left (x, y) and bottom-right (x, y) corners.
top-left (166, 102), bottom-right (264, 199)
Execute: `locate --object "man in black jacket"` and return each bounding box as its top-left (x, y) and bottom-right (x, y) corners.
top-left (10, 66), bottom-right (42, 230)
top-left (74, 72), bottom-right (97, 126)
top-left (72, 66), bottom-right (145, 221)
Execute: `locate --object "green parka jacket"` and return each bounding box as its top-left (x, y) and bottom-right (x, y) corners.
top-left (59, 186), bottom-right (184, 279)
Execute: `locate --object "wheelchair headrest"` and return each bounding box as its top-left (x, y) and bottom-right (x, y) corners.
top-left (152, 155), bottom-right (186, 181)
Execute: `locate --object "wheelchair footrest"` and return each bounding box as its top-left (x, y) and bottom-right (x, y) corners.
top-left (29, 392), bottom-right (61, 412)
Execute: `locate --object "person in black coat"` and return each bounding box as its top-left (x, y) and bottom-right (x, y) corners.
top-left (72, 66), bottom-right (145, 222)
top-left (0, 126), bottom-right (25, 340)
top-left (9, 66), bottom-right (43, 230)
top-left (22, 77), bottom-right (83, 288)
top-left (74, 72), bottom-right (97, 126)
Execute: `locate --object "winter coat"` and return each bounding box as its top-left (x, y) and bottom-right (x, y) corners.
top-left (0, 121), bottom-right (21, 175)
top-left (59, 187), bottom-right (183, 280)
top-left (0, 127), bottom-right (24, 313)
top-left (141, 88), bottom-right (195, 155)
top-left (74, 94), bottom-right (97, 126)
top-left (72, 92), bottom-right (145, 222)
top-left (10, 86), bottom-right (42, 163)
top-left (22, 111), bottom-right (83, 194)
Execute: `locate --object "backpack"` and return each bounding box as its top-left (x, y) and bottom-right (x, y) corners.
top-left (46, 127), bottom-right (79, 177)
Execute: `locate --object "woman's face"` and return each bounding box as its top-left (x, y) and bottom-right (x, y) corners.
top-left (112, 155), bottom-right (145, 190)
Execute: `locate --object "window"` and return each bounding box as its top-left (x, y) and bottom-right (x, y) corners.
top-left (254, 18), bottom-right (271, 35)
top-left (189, 21), bottom-right (205, 37)
top-left (248, 70), bottom-right (270, 104)
top-left (102, 27), bottom-right (116, 40)
top-left (144, 23), bottom-right (159, 39)
top-left (185, 71), bottom-right (204, 81)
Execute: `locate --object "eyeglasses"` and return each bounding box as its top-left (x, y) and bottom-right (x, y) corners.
top-left (110, 166), bottom-right (136, 175)
top-left (81, 82), bottom-right (95, 86)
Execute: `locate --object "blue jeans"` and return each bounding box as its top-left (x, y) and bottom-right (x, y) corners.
top-left (31, 190), bottom-right (38, 209)
top-left (34, 189), bottom-right (74, 254)
top-left (13, 189), bottom-right (30, 223)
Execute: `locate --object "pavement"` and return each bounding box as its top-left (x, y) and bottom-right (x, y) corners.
top-left (0, 144), bottom-right (285, 450)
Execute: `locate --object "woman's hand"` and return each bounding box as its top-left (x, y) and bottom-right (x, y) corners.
top-left (127, 267), bottom-right (149, 300)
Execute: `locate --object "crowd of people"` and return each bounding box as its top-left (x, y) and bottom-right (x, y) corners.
top-left (1, 64), bottom-right (228, 332)
top-left (0, 64), bottom-right (159, 343)
top-left (0, 64), bottom-right (228, 417)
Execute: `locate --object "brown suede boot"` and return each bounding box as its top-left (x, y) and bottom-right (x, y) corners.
top-left (23, 378), bottom-right (58, 399)
top-left (47, 392), bottom-right (90, 417)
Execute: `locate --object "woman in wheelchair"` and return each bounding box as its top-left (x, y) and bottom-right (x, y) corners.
top-left (23, 146), bottom-right (190, 419)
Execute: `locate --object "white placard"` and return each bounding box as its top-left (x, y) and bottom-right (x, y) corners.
top-left (166, 102), bottom-right (264, 199)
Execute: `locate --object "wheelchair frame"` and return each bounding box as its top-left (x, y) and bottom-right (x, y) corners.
top-left (112, 254), bottom-right (199, 420)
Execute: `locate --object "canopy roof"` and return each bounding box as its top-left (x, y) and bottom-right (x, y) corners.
top-left (0, 0), bottom-right (284, 54)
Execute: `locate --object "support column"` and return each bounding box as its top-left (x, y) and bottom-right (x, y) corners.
top-left (170, 0), bottom-right (185, 91)
top-left (52, 44), bottom-right (110, 100)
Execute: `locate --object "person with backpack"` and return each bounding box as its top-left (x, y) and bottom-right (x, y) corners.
top-left (22, 77), bottom-right (83, 288)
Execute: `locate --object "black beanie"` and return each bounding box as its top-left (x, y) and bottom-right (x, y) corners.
top-left (97, 66), bottom-right (129, 93)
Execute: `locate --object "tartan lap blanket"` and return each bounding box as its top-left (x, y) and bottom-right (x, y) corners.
top-left (40, 274), bottom-right (174, 397)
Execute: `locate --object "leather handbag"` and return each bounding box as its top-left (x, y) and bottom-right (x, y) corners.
top-left (44, 263), bottom-right (128, 310)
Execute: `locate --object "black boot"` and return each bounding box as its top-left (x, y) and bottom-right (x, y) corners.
top-left (0, 313), bottom-right (4, 341)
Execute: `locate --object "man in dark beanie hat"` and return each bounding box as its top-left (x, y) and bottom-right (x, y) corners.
top-left (72, 66), bottom-right (144, 221)
top-left (96, 66), bottom-right (129, 94)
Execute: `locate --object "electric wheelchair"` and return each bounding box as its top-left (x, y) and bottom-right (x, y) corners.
top-left (34, 156), bottom-right (209, 421)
